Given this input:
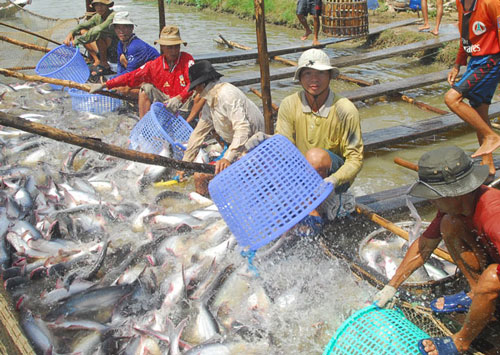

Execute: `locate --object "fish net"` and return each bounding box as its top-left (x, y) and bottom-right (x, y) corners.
top-left (0, 1), bottom-right (79, 77)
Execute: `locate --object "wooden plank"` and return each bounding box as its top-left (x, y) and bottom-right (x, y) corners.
top-left (227, 33), bottom-right (458, 86)
top-left (341, 69), bottom-right (452, 102)
top-left (364, 101), bottom-right (500, 151)
top-left (196, 18), bottom-right (420, 64)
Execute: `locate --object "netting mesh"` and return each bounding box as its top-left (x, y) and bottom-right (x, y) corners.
top-left (0, 1), bottom-right (79, 75)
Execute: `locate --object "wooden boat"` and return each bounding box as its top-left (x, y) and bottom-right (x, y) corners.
top-left (0, 0), bottom-right (29, 18)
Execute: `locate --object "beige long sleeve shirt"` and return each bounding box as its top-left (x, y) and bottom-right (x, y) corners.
top-left (182, 81), bottom-right (265, 163)
top-left (276, 90), bottom-right (363, 186)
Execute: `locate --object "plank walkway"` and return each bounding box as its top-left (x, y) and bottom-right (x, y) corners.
top-left (227, 33), bottom-right (459, 87)
top-left (195, 18), bottom-right (420, 64)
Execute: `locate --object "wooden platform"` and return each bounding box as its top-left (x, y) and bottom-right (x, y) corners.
top-left (195, 18), bottom-right (420, 64)
top-left (226, 33), bottom-right (458, 87)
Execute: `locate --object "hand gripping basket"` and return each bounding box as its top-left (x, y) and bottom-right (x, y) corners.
top-left (208, 134), bottom-right (333, 251)
top-left (68, 88), bottom-right (122, 114)
top-left (35, 45), bottom-right (90, 90)
top-left (129, 102), bottom-right (193, 159)
top-left (323, 305), bottom-right (429, 355)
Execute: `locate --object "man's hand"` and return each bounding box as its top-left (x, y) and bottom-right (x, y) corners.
top-left (373, 285), bottom-right (397, 308)
top-left (447, 65), bottom-right (460, 86)
top-left (324, 175), bottom-right (337, 188)
top-left (88, 83), bottom-right (104, 94)
top-left (164, 96), bottom-right (183, 113)
top-left (176, 171), bottom-right (185, 181)
top-left (214, 158), bottom-right (230, 174)
top-left (245, 132), bottom-right (271, 151)
top-left (63, 33), bottom-right (74, 47)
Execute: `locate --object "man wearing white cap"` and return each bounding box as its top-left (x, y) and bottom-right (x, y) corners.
top-left (112, 12), bottom-right (159, 76)
top-left (90, 25), bottom-right (195, 118)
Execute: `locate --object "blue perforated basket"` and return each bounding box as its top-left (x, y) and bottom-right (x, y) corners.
top-left (36, 45), bottom-right (89, 90)
top-left (68, 88), bottom-right (122, 114)
top-left (323, 305), bottom-right (429, 355)
top-left (409, 0), bottom-right (421, 9)
top-left (208, 134), bottom-right (333, 251)
top-left (129, 102), bottom-right (193, 159)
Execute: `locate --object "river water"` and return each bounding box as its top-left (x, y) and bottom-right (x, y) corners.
top-left (0, 1), bottom-right (498, 353)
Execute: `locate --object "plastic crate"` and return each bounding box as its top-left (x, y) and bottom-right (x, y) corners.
top-left (68, 88), bottom-right (122, 114)
top-left (323, 305), bottom-right (429, 355)
top-left (36, 45), bottom-right (89, 90)
top-left (208, 134), bottom-right (333, 251)
top-left (129, 102), bottom-right (193, 159)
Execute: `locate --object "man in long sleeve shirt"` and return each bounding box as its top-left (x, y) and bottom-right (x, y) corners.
top-left (444, 0), bottom-right (500, 180)
top-left (64, 0), bottom-right (117, 73)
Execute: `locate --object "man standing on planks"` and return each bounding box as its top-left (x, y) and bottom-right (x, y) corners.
top-left (374, 146), bottom-right (500, 355)
top-left (296, 0), bottom-right (322, 46)
top-left (444, 0), bottom-right (500, 182)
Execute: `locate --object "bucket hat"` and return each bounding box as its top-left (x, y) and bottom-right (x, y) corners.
top-left (111, 12), bottom-right (134, 27)
top-left (155, 26), bottom-right (187, 46)
top-left (408, 146), bottom-right (489, 200)
top-left (188, 60), bottom-right (223, 91)
top-left (294, 49), bottom-right (339, 81)
top-left (91, 0), bottom-right (114, 7)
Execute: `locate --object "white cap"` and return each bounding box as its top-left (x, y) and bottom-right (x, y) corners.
top-left (294, 49), bottom-right (339, 81)
top-left (111, 12), bottom-right (135, 27)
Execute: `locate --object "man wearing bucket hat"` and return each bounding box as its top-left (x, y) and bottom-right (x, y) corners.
top-left (91, 25), bottom-right (196, 118)
top-left (112, 12), bottom-right (159, 77)
top-left (64, 0), bottom-right (117, 79)
top-left (374, 146), bottom-right (500, 355)
top-left (246, 48), bottom-right (363, 223)
top-left (176, 60), bottom-right (265, 195)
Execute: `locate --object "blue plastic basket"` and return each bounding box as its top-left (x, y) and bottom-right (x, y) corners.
top-left (68, 88), bottom-right (122, 114)
top-left (129, 102), bottom-right (193, 159)
top-left (35, 45), bottom-right (89, 90)
top-left (323, 305), bottom-right (429, 355)
top-left (409, 0), bottom-right (421, 10)
top-left (208, 134), bottom-right (333, 251)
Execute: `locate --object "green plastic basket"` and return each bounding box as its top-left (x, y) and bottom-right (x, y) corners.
top-left (323, 305), bottom-right (429, 355)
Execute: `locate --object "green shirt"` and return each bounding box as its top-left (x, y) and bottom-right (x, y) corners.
top-left (276, 90), bottom-right (364, 186)
top-left (72, 11), bottom-right (116, 46)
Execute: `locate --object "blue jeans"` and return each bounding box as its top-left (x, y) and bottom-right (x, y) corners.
top-left (325, 149), bottom-right (349, 193)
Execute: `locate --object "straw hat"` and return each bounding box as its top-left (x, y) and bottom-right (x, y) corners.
top-left (155, 26), bottom-right (187, 46)
top-left (294, 49), bottom-right (339, 81)
top-left (188, 60), bottom-right (223, 91)
top-left (111, 12), bottom-right (135, 27)
top-left (408, 146), bottom-right (489, 200)
top-left (91, 0), bottom-right (114, 7)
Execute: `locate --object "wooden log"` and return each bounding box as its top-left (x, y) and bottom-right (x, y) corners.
top-left (394, 157), bottom-right (418, 171)
top-left (217, 34), bottom-right (234, 49)
top-left (355, 203), bottom-right (455, 264)
top-left (249, 88), bottom-right (279, 113)
top-left (0, 111), bottom-right (215, 174)
top-left (0, 68), bottom-right (137, 103)
top-left (5, 66), bottom-right (36, 71)
top-left (400, 94), bottom-right (449, 115)
top-left (0, 21), bottom-right (61, 46)
top-left (158, 0), bottom-right (166, 35)
top-left (337, 73), bottom-right (373, 87)
top-left (254, 0), bottom-right (274, 135)
top-left (0, 35), bottom-right (50, 53)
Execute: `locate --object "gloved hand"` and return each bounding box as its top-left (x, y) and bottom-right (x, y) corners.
top-left (373, 285), bottom-right (397, 308)
top-left (88, 83), bottom-right (104, 94)
top-left (164, 96), bottom-right (183, 113)
top-left (245, 132), bottom-right (271, 151)
top-left (324, 175), bottom-right (337, 188)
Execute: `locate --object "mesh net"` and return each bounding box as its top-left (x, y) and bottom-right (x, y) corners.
top-left (0, 1), bottom-right (79, 77)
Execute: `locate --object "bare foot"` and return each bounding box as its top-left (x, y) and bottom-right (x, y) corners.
top-left (480, 153), bottom-right (496, 175)
top-left (312, 38), bottom-right (320, 46)
top-left (301, 29), bottom-right (312, 40)
top-left (418, 25), bottom-right (430, 32)
top-left (471, 134), bottom-right (500, 157)
top-left (430, 29), bottom-right (439, 36)
top-left (420, 339), bottom-right (439, 355)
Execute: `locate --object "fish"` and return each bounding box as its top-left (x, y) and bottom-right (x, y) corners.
top-left (20, 311), bottom-right (53, 355)
top-left (152, 213), bottom-right (203, 229)
top-left (183, 340), bottom-right (270, 355)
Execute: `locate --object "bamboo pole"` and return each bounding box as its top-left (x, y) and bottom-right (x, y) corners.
top-left (400, 95), bottom-right (449, 115)
top-left (0, 21), bottom-right (61, 46)
top-left (158, 0), bottom-right (166, 34)
top-left (0, 111), bottom-right (215, 174)
top-left (249, 88), bottom-right (279, 113)
top-left (355, 203), bottom-right (455, 264)
top-left (0, 68), bottom-right (137, 103)
top-left (0, 35), bottom-right (50, 53)
top-left (5, 66), bottom-right (35, 71)
top-left (394, 157), bottom-right (418, 171)
top-left (217, 34), bottom-right (234, 49)
top-left (253, 3), bottom-right (273, 135)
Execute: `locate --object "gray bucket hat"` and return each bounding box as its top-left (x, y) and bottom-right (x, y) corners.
top-left (408, 146), bottom-right (489, 200)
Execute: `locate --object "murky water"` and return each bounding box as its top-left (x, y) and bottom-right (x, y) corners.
top-left (0, 2), bottom-right (499, 353)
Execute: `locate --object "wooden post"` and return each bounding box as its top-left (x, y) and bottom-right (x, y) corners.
top-left (254, 0), bottom-right (274, 135)
top-left (158, 0), bottom-right (166, 35)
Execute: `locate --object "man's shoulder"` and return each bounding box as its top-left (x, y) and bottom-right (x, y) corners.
top-left (333, 96), bottom-right (358, 116)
